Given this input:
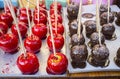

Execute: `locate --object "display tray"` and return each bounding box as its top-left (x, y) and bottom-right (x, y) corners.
top-left (0, 13), bottom-right (66, 77)
top-left (64, 5), bottom-right (120, 73)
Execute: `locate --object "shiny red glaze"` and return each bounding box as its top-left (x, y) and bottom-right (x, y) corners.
top-left (35, 3), bottom-right (46, 9)
top-left (33, 12), bottom-right (47, 24)
top-left (0, 21), bottom-right (8, 34)
top-left (32, 23), bottom-right (47, 40)
top-left (47, 33), bottom-right (64, 52)
top-left (24, 35), bottom-right (42, 53)
top-left (50, 9), bottom-right (60, 15)
top-left (18, 13), bottom-right (32, 25)
top-left (50, 2), bottom-right (62, 12)
top-left (51, 22), bottom-right (64, 35)
top-left (17, 52), bottom-right (39, 74)
top-left (50, 14), bottom-right (63, 24)
top-left (19, 8), bottom-right (31, 15)
top-left (0, 13), bottom-right (13, 27)
top-left (0, 33), bottom-right (18, 54)
top-left (11, 22), bottom-right (28, 38)
top-left (33, 9), bottom-right (47, 16)
top-left (5, 6), bottom-right (17, 15)
top-left (46, 53), bottom-right (68, 75)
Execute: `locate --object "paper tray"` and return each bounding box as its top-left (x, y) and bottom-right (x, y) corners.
top-left (64, 5), bottom-right (120, 73)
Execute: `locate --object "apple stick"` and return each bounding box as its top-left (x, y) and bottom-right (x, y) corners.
top-left (5, 0), bottom-right (26, 57)
top-left (96, 0), bottom-right (102, 46)
top-left (54, 0), bottom-right (58, 33)
top-left (26, 0), bottom-right (31, 36)
top-left (77, 0), bottom-right (82, 38)
top-left (19, 0), bottom-right (25, 8)
top-left (3, 0), bottom-right (7, 13)
top-left (48, 11), bottom-right (56, 55)
top-left (37, 0), bottom-right (40, 24)
top-left (107, 0), bottom-right (110, 23)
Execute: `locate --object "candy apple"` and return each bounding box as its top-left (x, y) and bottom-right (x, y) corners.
top-left (18, 13), bottom-right (32, 25)
top-left (33, 9), bottom-right (47, 16)
top-left (47, 33), bottom-right (64, 52)
top-left (5, 6), bottom-right (17, 15)
top-left (50, 14), bottom-right (62, 23)
top-left (17, 52), bottom-right (39, 74)
top-left (46, 53), bottom-right (68, 75)
top-left (32, 23), bottom-right (47, 40)
top-left (33, 12), bottom-right (47, 24)
top-left (24, 35), bottom-right (42, 53)
top-left (0, 21), bottom-right (8, 34)
top-left (0, 33), bottom-right (18, 54)
top-left (35, 3), bottom-right (46, 9)
top-left (50, 9), bottom-right (60, 15)
top-left (11, 22), bottom-right (28, 38)
top-left (51, 22), bottom-right (64, 35)
top-left (0, 13), bottom-right (13, 27)
top-left (50, 2), bottom-right (62, 13)
top-left (19, 7), bottom-right (31, 15)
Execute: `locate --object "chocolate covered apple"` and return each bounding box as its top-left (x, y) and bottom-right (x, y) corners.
top-left (24, 35), bottom-right (42, 53)
top-left (47, 33), bottom-right (64, 52)
top-left (11, 22), bottom-right (28, 38)
top-left (17, 52), bottom-right (39, 74)
top-left (0, 33), bottom-right (18, 54)
top-left (32, 23), bottom-right (47, 40)
top-left (46, 53), bottom-right (68, 75)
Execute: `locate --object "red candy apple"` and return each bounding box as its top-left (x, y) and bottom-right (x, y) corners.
top-left (33, 12), bottom-right (47, 24)
top-left (0, 33), bottom-right (18, 54)
top-left (5, 6), bottom-right (17, 15)
top-left (17, 52), bottom-right (39, 74)
top-left (50, 2), bottom-right (62, 12)
top-left (11, 22), bottom-right (28, 38)
top-left (19, 7), bottom-right (31, 15)
top-left (24, 35), bottom-right (42, 53)
top-left (35, 3), bottom-right (46, 9)
top-left (51, 22), bottom-right (64, 35)
top-left (50, 14), bottom-right (62, 23)
top-left (0, 13), bottom-right (13, 27)
top-left (0, 21), bottom-right (8, 34)
top-left (33, 9), bottom-right (47, 16)
top-left (18, 13), bottom-right (32, 25)
top-left (50, 9), bottom-right (60, 15)
top-left (32, 23), bottom-right (47, 40)
top-left (47, 33), bottom-right (64, 52)
top-left (46, 53), bottom-right (68, 75)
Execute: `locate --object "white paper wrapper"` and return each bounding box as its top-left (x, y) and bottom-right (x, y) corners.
top-left (64, 5), bottom-right (120, 73)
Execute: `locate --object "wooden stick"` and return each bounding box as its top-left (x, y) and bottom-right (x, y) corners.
top-left (5, 0), bottom-right (26, 57)
top-left (47, 11), bottom-right (56, 55)
top-left (77, 0), bottom-right (82, 38)
top-left (96, 0), bottom-right (102, 46)
top-left (3, 0), bottom-right (6, 13)
top-left (19, 0), bottom-right (24, 8)
top-left (37, 0), bottom-right (40, 24)
top-left (107, 0), bottom-right (110, 23)
top-left (26, 0), bottom-right (31, 36)
top-left (54, 0), bottom-right (58, 33)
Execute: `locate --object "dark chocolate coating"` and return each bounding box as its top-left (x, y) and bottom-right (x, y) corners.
top-left (102, 23), bottom-right (115, 39)
top-left (71, 34), bottom-right (85, 46)
top-left (100, 4), bottom-right (111, 15)
top-left (70, 44), bottom-right (88, 68)
top-left (69, 19), bottom-right (83, 37)
top-left (115, 19), bottom-right (120, 26)
top-left (114, 48), bottom-right (120, 67)
top-left (67, 3), bottom-right (79, 20)
top-left (91, 44), bottom-right (109, 61)
top-left (100, 12), bottom-right (114, 25)
top-left (84, 20), bottom-right (96, 38)
top-left (89, 32), bottom-right (105, 48)
top-left (88, 44), bottom-right (110, 67)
